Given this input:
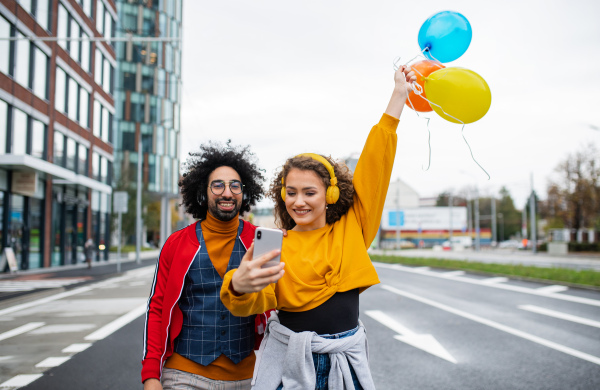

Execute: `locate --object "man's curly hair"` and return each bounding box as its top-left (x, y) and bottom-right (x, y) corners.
top-left (179, 141), bottom-right (265, 220)
top-left (267, 155), bottom-right (354, 230)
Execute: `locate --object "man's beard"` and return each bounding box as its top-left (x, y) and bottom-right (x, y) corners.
top-left (207, 197), bottom-right (241, 221)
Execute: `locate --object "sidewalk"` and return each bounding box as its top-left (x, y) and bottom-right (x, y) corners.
top-left (0, 250), bottom-right (160, 303)
top-left (369, 248), bottom-right (600, 271)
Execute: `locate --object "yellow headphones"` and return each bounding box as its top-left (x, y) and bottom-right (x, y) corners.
top-left (280, 153), bottom-right (340, 204)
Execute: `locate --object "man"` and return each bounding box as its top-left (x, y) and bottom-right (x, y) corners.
top-left (142, 142), bottom-right (272, 389)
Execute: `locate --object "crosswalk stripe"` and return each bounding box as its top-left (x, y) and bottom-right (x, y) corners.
top-left (0, 323), bottom-right (45, 342)
top-left (0, 374), bottom-right (43, 387)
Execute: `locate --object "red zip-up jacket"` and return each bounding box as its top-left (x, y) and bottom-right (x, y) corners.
top-left (141, 220), bottom-right (270, 383)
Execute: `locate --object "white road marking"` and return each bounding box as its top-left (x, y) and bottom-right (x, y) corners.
top-left (0, 279), bottom-right (89, 292)
top-left (128, 281), bottom-right (148, 287)
top-left (536, 285), bottom-right (569, 294)
top-left (382, 284), bottom-right (600, 366)
top-left (0, 374), bottom-right (43, 387)
top-left (85, 304), bottom-right (147, 341)
top-left (442, 270), bottom-right (465, 277)
top-left (0, 356), bottom-right (13, 362)
top-left (35, 356), bottom-right (71, 367)
top-left (374, 263), bottom-right (600, 307)
top-left (29, 324), bottom-right (97, 334)
top-left (413, 267), bottom-right (431, 272)
top-left (519, 305), bottom-right (600, 328)
top-left (0, 322), bottom-right (45, 342)
top-left (480, 277), bottom-right (509, 284)
top-left (365, 310), bottom-right (457, 363)
top-left (62, 343), bottom-right (93, 353)
top-left (0, 287), bottom-right (93, 317)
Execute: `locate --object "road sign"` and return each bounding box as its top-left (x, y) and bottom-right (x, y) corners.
top-left (113, 191), bottom-right (128, 214)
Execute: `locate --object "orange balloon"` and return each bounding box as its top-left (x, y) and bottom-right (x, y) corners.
top-left (405, 60), bottom-right (445, 112)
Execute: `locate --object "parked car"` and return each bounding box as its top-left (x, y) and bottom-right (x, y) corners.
top-left (498, 239), bottom-right (524, 249)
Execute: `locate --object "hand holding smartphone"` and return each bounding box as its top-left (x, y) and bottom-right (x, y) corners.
top-left (253, 227), bottom-right (283, 268)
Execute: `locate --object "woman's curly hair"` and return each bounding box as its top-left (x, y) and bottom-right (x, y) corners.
top-left (179, 141), bottom-right (265, 220)
top-left (267, 155), bottom-right (354, 230)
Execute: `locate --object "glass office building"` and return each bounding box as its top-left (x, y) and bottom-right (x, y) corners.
top-left (113, 0), bottom-right (182, 246)
top-left (0, 0), bottom-right (116, 270)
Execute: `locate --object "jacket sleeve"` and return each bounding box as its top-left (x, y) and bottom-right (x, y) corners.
top-left (221, 269), bottom-right (278, 317)
top-left (141, 236), bottom-right (175, 383)
top-left (351, 113), bottom-right (399, 247)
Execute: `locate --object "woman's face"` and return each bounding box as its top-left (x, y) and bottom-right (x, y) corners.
top-left (284, 168), bottom-right (327, 231)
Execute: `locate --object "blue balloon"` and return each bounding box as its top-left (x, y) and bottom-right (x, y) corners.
top-left (418, 11), bottom-right (472, 63)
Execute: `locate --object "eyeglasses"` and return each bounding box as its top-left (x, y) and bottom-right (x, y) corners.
top-left (209, 180), bottom-right (244, 195)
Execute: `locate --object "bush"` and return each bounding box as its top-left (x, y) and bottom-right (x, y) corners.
top-left (568, 242), bottom-right (600, 252)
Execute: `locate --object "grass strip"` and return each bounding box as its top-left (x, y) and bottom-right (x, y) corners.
top-left (370, 254), bottom-right (600, 288)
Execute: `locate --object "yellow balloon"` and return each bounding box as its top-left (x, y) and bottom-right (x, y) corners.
top-left (424, 67), bottom-right (492, 124)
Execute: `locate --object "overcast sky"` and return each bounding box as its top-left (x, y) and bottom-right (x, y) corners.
top-left (179, 0), bottom-right (600, 209)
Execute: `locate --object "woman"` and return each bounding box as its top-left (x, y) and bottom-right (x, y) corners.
top-left (221, 66), bottom-right (416, 389)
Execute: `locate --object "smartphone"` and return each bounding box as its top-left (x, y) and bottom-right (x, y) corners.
top-left (253, 227), bottom-right (283, 268)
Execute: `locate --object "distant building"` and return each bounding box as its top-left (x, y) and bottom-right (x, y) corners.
top-left (1, 0), bottom-right (116, 269)
top-left (113, 0), bottom-right (183, 246)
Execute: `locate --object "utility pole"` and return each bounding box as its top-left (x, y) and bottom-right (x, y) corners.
top-left (448, 194), bottom-right (453, 246)
top-left (491, 197), bottom-right (497, 246)
top-left (136, 136), bottom-right (142, 264)
top-left (475, 190), bottom-right (480, 252)
top-left (395, 179), bottom-right (401, 250)
top-left (467, 196), bottom-right (472, 248)
top-left (530, 173), bottom-right (537, 254)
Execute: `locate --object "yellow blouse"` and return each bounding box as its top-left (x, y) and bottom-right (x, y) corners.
top-left (221, 113), bottom-right (399, 316)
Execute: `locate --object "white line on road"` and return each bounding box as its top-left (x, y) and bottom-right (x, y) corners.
top-left (84, 304), bottom-right (147, 341)
top-left (62, 343), bottom-right (93, 353)
top-left (374, 263), bottom-right (600, 307)
top-left (441, 270), bottom-right (465, 277)
top-left (0, 374), bottom-right (43, 388)
top-left (0, 356), bottom-right (13, 362)
top-left (480, 277), bottom-right (509, 284)
top-left (364, 310), bottom-right (457, 363)
top-left (0, 287), bottom-right (93, 317)
top-left (35, 356), bottom-right (71, 367)
top-left (381, 284), bottom-right (600, 366)
top-left (536, 285), bottom-right (569, 294)
top-left (518, 305), bottom-right (600, 328)
top-left (0, 322), bottom-right (45, 342)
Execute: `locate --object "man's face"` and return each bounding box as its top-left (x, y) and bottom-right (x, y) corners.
top-left (206, 166), bottom-right (244, 221)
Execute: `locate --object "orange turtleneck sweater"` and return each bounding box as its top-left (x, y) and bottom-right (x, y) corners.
top-left (164, 212), bottom-right (256, 380)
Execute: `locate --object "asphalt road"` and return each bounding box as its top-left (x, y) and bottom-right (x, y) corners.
top-left (0, 260), bottom-right (599, 389)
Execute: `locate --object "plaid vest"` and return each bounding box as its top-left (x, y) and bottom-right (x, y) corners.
top-left (174, 221), bottom-right (255, 365)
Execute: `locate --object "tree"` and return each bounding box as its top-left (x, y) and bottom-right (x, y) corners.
top-left (543, 144), bottom-right (600, 230)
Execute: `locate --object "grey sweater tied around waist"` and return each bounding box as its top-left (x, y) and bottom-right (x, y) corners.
top-left (251, 312), bottom-right (376, 390)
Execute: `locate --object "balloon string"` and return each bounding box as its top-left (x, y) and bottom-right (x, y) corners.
top-left (410, 85), bottom-right (491, 180)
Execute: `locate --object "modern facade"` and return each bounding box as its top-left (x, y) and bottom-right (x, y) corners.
top-left (0, 0), bottom-right (116, 270)
top-left (113, 0), bottom-right (182, 246)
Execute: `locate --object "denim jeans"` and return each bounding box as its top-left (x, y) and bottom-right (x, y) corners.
top-left (275, 326), bottom-right (363, 390)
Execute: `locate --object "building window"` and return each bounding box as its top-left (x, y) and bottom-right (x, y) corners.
top-left (102, 58), bottom-right (112, 94)
top-left (66, 137), bottom-right (76, 171)
top-left (55, 67), bottom-right (67, 113)
top-left (70, 18), bottom-right (81, 61)
top-left (80, 89), bottom-right (89, 128)
top-left (0, 99), bottom-right (7, 154)
top-left (92, 151), bottom-right (100, 181)
top-left (36, 0), bottom-right (51, 31)
top-left (54, 132), bottom-right (65, 167)
top-left (57, 5), bottom-right (68, 51)
top-left (101, 107), bottom-right (110, 143)
top-left (93, 100), bottom-right (101, 138)
top-left (33, 46), bottom-right (48, 100)
top-left (31, 118), bottom-right (45, 159)
top-left (81, 32), bottom-right (91, 72)
top-left (96, 0), bottom-right (104, 34)
top-left (12, 108), bottom-right (28, 155)
top-left (78, 144), bottom-right (88, 175)
top-left (100, 157), bottom-right (107, 183)
top-left (95, 49), bottom-right (103, 86)
top-left (68, 78), bottom-right (79, 121)
top-left (0, 16), bottom-right (10, 75)
top-left (14, 32), bottom-right (31, 88)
